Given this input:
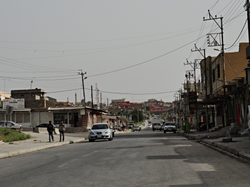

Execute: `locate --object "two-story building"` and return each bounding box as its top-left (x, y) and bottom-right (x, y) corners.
top-left (200, 42), bottom-right (249, 129)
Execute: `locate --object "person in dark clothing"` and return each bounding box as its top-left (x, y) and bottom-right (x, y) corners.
top-left (59, 120), bottom-right (66, 142)
top-left (47, 121), bottom-right (55, 142)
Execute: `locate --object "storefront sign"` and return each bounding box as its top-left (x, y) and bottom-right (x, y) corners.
top-left (189, 92), bottom-right (197, 111)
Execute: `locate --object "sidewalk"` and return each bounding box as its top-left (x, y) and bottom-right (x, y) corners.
top-left (0, 128), bottom-right (135, 159)
top-left (0, 131), bottom-right (87, 159)
top-left (179, 128), bottom-right (250, 164)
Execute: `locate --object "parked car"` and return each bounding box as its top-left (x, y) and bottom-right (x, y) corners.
top-left (0, 121), bottom-right (23, 131)
top-left (163, 122), bottom-right (177, 133)
top-left (36, 123), bottom-right (57, 128)
top-left (152, 123), bottom-right (162, 131)
top-left (88, 123), bottom-right (113, 142)
top-left (36, 123), bottom-right (49, 128)
top-left (133, 126), bottom-right (141, 131)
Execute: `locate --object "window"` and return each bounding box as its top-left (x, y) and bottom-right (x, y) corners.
top-left (202, 74), bottom-right (206, 90)
top-left (213, 69), bottom-right (215, 82)
top-left (0, 113), bottom-right (5, 121)
top-left (24, 112), bottom-right (30, 123)
top-left (16, 112), bottom-right (22, 123)
top-left (54, 113), bottom-right (68, 125)
top-left (217, 64), bottom-right (220, 78)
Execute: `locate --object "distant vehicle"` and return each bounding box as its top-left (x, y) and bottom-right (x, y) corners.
top-left (0, 121), bottom-right (23, 131)
top-left (133, 126), bottom-right (141, 131)
top-left (36, 123), bottom-right (57, 128)
top-left (163, 122), bottom-right (177, 133)
top-left (127, 121), bottom-right (135, 129)
top-left (114, 124), bottom-right (122, 131)
top-left (88, 123), bottom-right (113, 142)
top-left (152, 123), bottom-right (162, 131)
top-left (160, 122), bottom-right (165, 130)
top-left (147, 124), bottom-right (152, 129)
top-left (36, 123), bottom-right (49, 128)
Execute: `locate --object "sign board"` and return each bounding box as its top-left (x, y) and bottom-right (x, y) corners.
top-left (189, 92), bottom-right (197, 111)
top-left (3, 99), bottom-right (25, 109)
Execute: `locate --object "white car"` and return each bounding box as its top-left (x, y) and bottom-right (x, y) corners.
top-left (88, 123), bottom-right (113, 142)
top-left (163, 122), bottom-right (177, 133)
top-left (147, 124), bottom-right (152, 129)
top-left (0, 121), bottom-right (23, 131)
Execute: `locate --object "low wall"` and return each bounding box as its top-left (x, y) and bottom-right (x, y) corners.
top-left (26, 127), bottom-right (87, 133)
top-left (32, 127), bottom-right (59, 134)
top-left (23, 127), bottom-right (33, 131)
top-left (65, 127), bottom-right (87, 133)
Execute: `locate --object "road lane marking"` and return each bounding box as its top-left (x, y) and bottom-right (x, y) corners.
top-left (82, 150), bottom-right (99, 157)
top-left (58, 159), bottom-right (79, 168)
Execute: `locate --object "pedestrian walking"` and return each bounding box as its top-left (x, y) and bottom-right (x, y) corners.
top-left (47, 121), bottom-right (55, 142)
top-left (59, 120), bottom-right (66, 142)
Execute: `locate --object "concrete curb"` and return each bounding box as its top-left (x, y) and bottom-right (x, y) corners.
top-left (200, 139), bottom-right (250, 163)
top-left (0, 138), bottom-right (86, 159)
top-left (179, 132), bottom-right (250, 164)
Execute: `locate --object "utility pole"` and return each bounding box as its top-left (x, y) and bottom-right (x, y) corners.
top-left (204, 10), bottom-right (227, 127)
top-left (79, 70), bottom-right (87, 127)
top-left (184, 60), bottom-right (197, 126)
top-left (192, 44), bottom-right (209, 131)
top-left (244, 0), bottom-right (250, 129)
top-left (100, 92), bottom-right (102, 110)
top-left (184, 70), bottom-right (194, 127)
top-left (96, 83), bottom-right (99, 109)
top-left (91, 85), bottom-right (94, 125)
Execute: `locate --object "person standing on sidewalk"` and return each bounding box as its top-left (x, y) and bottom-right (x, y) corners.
top-left (47, 121), bottom-right (55, 142)
top-left (59, 120), bottom-right (66, 142)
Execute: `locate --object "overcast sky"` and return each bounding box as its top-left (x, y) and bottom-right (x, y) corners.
top-left (0, 0), bottom-right (248, 104)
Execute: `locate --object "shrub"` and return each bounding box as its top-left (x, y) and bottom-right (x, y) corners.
top-left (0, 128), bottom-right (30, 142)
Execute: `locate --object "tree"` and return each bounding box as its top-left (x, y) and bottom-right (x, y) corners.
top-left (129, 109), bottom-right (144, 122)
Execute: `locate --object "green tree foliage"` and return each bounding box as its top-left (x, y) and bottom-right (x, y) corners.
top-left (129, 109), bottom-right (144, 122)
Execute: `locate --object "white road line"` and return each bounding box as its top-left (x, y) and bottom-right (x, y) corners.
top-left (58, 158), bottom-right (79, 168)
top-left (82, 150), bottom-right (98, 157)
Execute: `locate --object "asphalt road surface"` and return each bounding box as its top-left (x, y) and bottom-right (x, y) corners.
top-left (1, 129), bottom-right (250, 187)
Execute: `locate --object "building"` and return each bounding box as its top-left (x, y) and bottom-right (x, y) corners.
top-left (11, 88), bottom-right (46, 108)
top-left (199, 42), bottom-right (249, 128)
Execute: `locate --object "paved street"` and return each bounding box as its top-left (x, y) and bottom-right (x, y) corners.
top-left (1, 129), bottom-right (250, 187)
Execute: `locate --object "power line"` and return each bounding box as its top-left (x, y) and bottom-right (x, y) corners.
top-left (47, 87), bottom-right (177, 96)
top-left (225, 18), bottom-right (248, 50)
top-left (88, 34), bottom-right (206, 78)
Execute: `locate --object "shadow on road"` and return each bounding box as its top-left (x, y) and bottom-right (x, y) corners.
top-left (146, 155), bottom-right (186, 160)
top-left (114, 129), bottom-right (179, 139)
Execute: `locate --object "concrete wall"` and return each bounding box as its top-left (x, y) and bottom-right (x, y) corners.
top-left (65, 127), bottom-right (87, 133)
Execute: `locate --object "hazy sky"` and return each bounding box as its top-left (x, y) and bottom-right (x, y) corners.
top-left (0, 0), bottom-right (248, 104)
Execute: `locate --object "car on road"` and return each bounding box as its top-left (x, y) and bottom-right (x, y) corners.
top-left (88, 123), bottom-right (113, 142)
top-left (127, 121), bottom-right (135, 129)
top-left (163, 122), bottom-right (177, 133)
top-left (0, 121), bottom-right (23, 131)
top-left (133, 126), bottom-right (141, 131)
top-left (147, 124), bottom-right (152, 129)
top-left (152, 123), bottom-right (162, 131)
